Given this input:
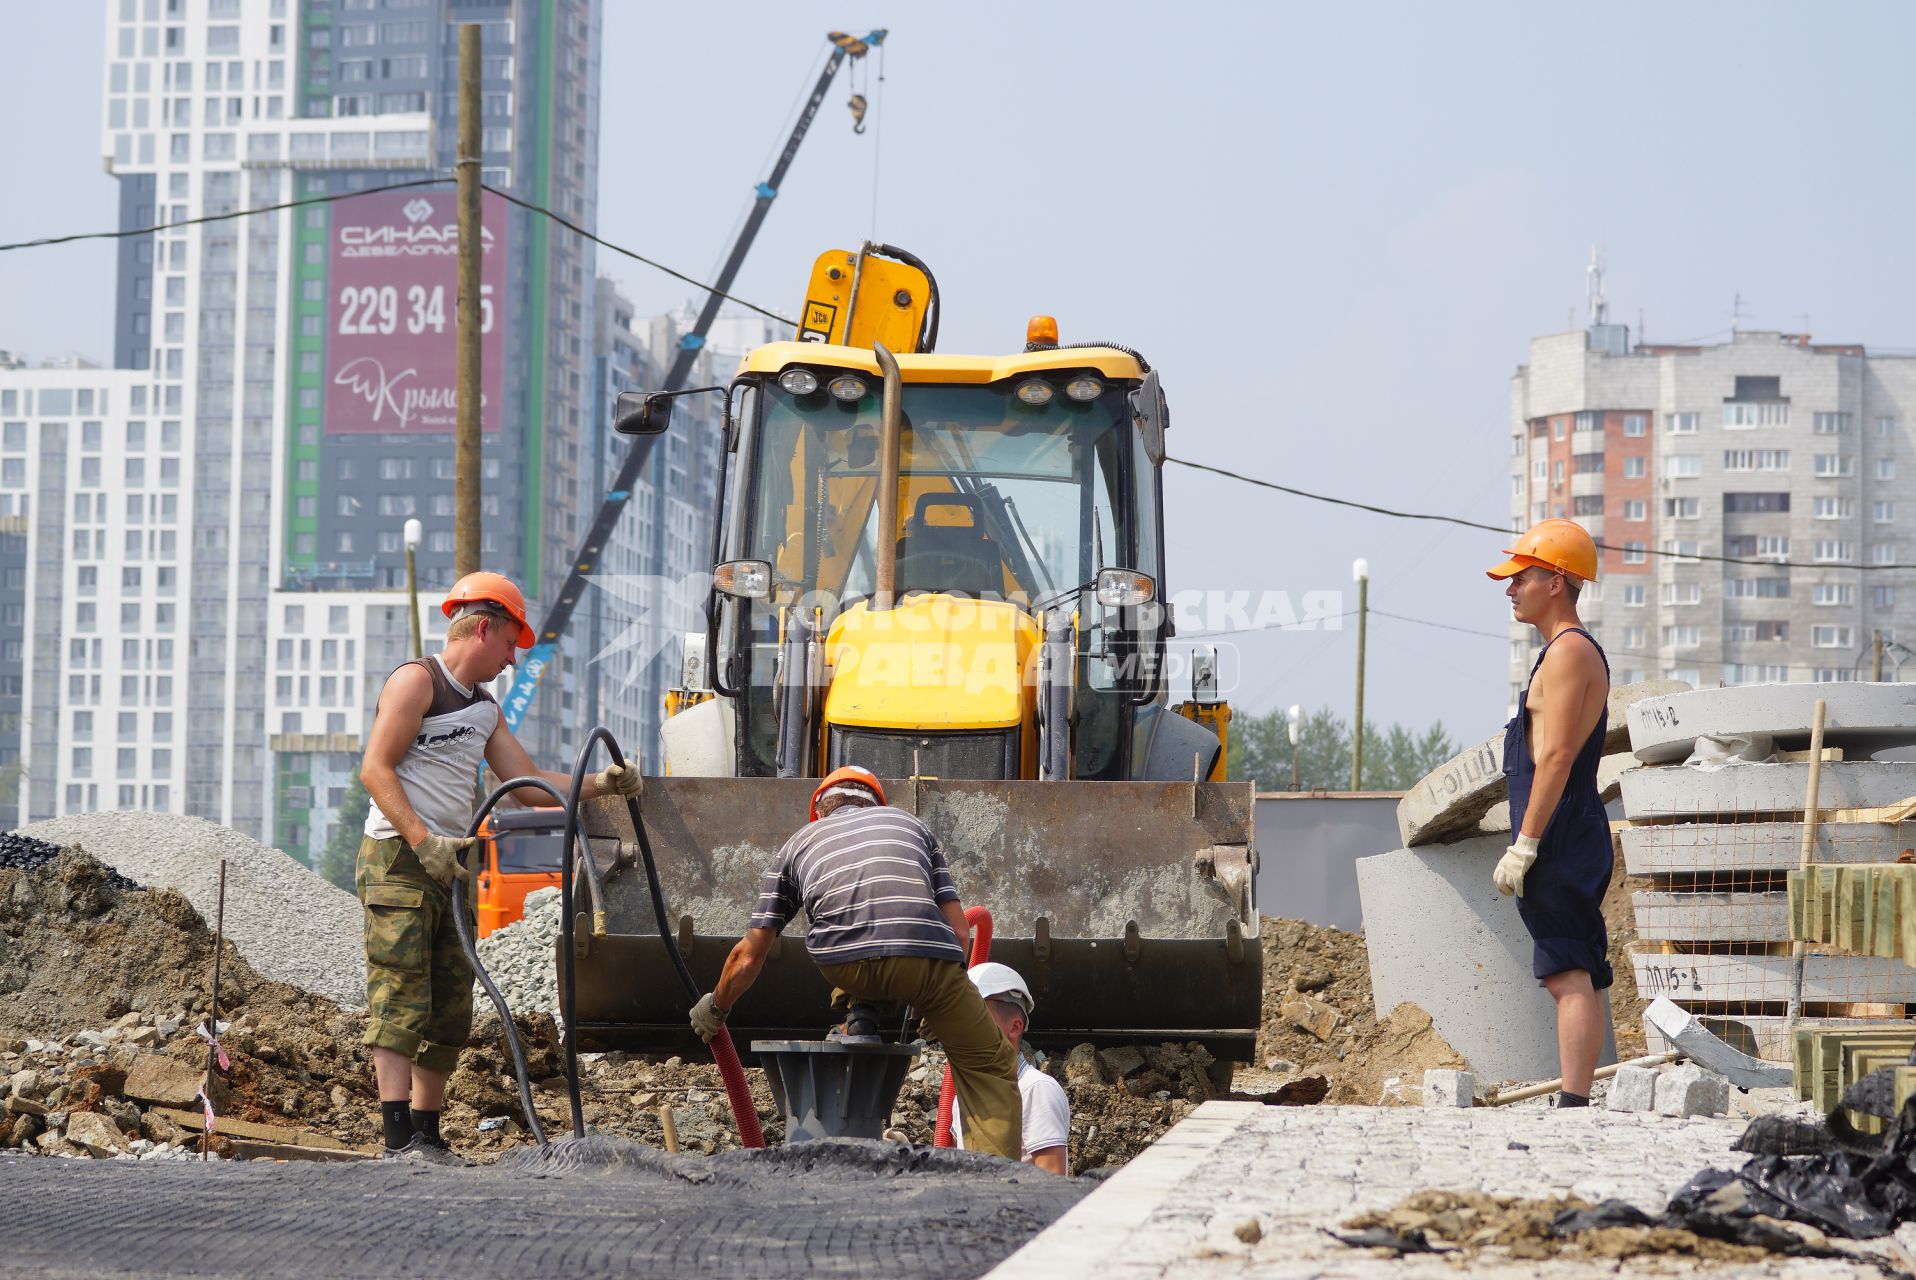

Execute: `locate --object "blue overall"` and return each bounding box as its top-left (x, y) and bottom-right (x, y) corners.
top-left (1503, 627), bottom-right (1614, 989)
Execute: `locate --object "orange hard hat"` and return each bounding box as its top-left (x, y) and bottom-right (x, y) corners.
top-left (442, 571), bottom-right (536, 648)
top-left (810, 765), bottom-right (885, 821)
top-left (1486, 518), bottom-right (1599, 584)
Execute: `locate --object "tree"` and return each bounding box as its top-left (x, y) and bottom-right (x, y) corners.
top-left (319, 772), bottom-right (371, 892)
top-left (1226, 705), bottom-right (1455, 793)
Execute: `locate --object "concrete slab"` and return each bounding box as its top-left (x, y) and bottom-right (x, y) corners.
top-left (1629, 682), bottom-right (1916, 765)
top-left (1633, 890), bottom-right (1787, 942)
top-left (1356, 837), bottom-right (1613, 1082)
top-left (1634, 951), bottom-right (1916, 1004)
top-left (1644, 1013), bottom-right (1904, 1064)
top-left (1621, 821), bottom-right (1901, 875)
top-left (1399, 680), bottom-right (1687, 846)
top-left (987, 1103), bottom-right (1889, 1280)
top-left (1619, 760), bottom-right (1916, 820)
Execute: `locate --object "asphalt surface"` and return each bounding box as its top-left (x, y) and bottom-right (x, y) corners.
top-left (1, 1137), bottom-right (1089, 1278)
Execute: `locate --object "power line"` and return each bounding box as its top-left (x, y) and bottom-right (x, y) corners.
top-left (1179, 608), bottom-right (1357, 640)
top-left (0, 175), bottom-right (798, 328)
top-left (1167, 454), bottom-right (1916, 572)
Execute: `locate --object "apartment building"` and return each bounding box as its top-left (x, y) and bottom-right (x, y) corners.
top-left (1509, 326), bottom-right (1916, 707)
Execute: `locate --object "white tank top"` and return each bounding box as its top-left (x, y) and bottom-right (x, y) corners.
top-left (364, 654), bottom-right (500, 841)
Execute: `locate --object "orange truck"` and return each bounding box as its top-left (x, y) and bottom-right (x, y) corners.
top-left (475, 807), bottom-right (567, 937)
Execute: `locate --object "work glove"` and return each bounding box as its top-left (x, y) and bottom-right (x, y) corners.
top-left (690, 993), bottom-right (728, 1044)
top-left (596, 762), bottom-right (642, 800)
top-left (414, 834), bottom-right (480, 892)
top-left (1494, 833), bottom-right (1540, 897)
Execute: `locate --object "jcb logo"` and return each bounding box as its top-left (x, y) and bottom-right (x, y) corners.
top-left (799, 299), bottom-right (838, 343)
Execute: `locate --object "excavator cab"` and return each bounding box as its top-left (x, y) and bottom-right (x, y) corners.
top-left (571, 251), bottom-right (1257, 1059)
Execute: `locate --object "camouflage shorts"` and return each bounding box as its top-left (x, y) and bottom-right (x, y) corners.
top-left (357, 836), bottom-right (474, 1074)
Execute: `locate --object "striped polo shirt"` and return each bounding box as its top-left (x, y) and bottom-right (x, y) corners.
top-left (749, 805), bottom-right (963, 964)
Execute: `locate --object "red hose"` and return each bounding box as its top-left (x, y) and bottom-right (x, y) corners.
top-left (709, 1026), bottom-right (765, 1148)
top-left (933, 906), bottom-right (993, 1147)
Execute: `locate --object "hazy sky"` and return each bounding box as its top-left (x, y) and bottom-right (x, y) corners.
top-left (6, 2), bottom-right (1916, 750)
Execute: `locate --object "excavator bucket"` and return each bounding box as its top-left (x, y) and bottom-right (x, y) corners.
top-left (564, 777), bottom-right (1261, 1061)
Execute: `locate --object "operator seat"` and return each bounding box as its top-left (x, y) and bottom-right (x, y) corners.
top-left (895, 494), bottom-right (1004, 599)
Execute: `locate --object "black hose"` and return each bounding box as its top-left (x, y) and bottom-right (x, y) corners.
top-left (453, 775), bottom-right (569, 1146)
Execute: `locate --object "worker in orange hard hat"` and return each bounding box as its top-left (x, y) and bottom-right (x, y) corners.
top-left (353, 568), bottom-right (640, 1165)
top-left (1487, 519), bottom-right (1612, 1109)
top-left (691, 763), bottom-right (1024, 1160)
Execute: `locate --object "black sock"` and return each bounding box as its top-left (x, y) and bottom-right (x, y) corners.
top-left (1556, 1091), bottom-right (1590, 1108)
top-left (381, 1100), bottom-right (414, 1150)
top-left (411, 1107), bottom-right (442, 1143)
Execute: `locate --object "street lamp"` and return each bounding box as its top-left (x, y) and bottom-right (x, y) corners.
top-left (1351, 558), bottom-right (1369, 791)
top-left (1287, 703), bottom-right (1303, 791)
top-left (404, 518), bottom-right (424, 660)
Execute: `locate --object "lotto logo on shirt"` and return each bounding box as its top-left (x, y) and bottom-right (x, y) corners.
top-left (415, 724), bottom-right (479, 750)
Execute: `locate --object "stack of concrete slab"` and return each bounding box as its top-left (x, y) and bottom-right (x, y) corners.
top-left (1353, 679), bottom-right (1684, 1082)
top-left (1620, 683), bottom-right (1916, 1063)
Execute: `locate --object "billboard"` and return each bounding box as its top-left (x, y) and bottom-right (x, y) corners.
top-left (324, 190), bottom-right (506, 435)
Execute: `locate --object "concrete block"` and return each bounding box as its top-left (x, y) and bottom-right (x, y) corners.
top-left (1621, 821), bottom-right (1892, 876)
top-left (1629, 682), bottom-right (1916, 765)
top-left (1355, 837), bottom-right (1615, 1082)
top-left (1400, 679), bottom-right (1686, 847)
top-left (1605, 1064), bottom-right (1659, 1112)
top-left (1634, 951), bottom-right (1916, 1004)
top-left (1619, 761), bottom-right (1916, 821)
top-left (1632, 890), bottom-right (1788, 943)
top-left (1654, 1063), bottom-right (1730, 1117)
top-left (1422, 1069), bottom-right (1474, 1107)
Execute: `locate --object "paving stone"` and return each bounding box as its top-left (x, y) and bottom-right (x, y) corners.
top-left (1421, 1069), bottom-right (1473, 1107)
top-left (1605, 1064), bottom-right (1659, 1112)
top-left (1655, 1063), bottom-right (1730, 1118)
top-left (1628, 682), bottom-right (1916, 765)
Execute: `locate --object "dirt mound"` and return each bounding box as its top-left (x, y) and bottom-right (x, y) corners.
top-left (1254, 915), bottom-right (1465, 1103)
top-left (1341, 1191), bottom-right (1778, 1265)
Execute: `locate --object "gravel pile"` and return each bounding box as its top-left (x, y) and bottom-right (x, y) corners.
top-left (0, 830), bottom-right (141, 891)
top-left (16, 812), bottom-right (365, 1010)
top-left (475, 887), bottom-right (560, 1014)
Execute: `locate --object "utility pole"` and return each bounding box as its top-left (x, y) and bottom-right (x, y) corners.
top-left (1874, 629), bottom-right (1885, 682)
top-left (1351, 559), bottom-right (1369, 791)
top-left (1287, 704), bottom-right (1302, 791)
top-left (454, 23), bottom-right (482, 578)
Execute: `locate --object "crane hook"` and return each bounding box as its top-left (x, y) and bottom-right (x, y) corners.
top-left (848, 92), bottom-right (868, 134)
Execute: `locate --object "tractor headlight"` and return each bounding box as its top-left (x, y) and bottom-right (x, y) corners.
top-left (1095, 568), bottom-right (1156, 608)
top-left (1064, 375), bottom-right (1103, 402)
top-left (1015, 378), bottom-right (1054, 406)
top-left (827, 374), bottom-right (870, 402)
top-left (778, 368), bottom-right (820, 396)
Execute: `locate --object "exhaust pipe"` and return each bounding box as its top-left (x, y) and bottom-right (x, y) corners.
top-left (873, 340), bottom-right (902, 610)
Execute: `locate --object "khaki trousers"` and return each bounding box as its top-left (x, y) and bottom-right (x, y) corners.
top-left (817, 955), bottom-right (1022, 1160)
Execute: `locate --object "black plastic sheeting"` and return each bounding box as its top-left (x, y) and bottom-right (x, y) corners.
top-left (1668, 1057), bottom-right (1916, 1242)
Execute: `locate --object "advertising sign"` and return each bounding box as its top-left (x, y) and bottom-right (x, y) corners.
top-left (324, 190), bottom-right (506, 435)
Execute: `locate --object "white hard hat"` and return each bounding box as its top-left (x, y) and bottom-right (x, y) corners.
top-left (969, 962), bottom-right (1034, 1017)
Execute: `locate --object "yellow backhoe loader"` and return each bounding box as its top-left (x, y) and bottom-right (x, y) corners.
top-left (566, 246), bottom-right (1260, 1060)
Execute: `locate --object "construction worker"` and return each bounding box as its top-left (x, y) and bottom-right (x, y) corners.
top-left (1486, 519), bottom-right (1614, 1108)
top-left (356, 571), bottom-right (641, 1163)
top-left (690, 765), bottom-right (1024, 1160)
top-left (952, 962), bottom-right (1071, 1174)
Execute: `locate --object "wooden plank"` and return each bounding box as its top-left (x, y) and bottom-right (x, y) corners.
top-left (150, 1105), bottom-right (360, 1152)
top-left (226, 1139), bottom-right (375, 1163)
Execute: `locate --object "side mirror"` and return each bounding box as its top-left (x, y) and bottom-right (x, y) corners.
top-left (615, 390), bottom-right (673, 436)
top-left (1129, 369), bottom-right (1166, 465)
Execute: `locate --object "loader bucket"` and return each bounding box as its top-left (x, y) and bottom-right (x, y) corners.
top-left (562, 777), bottom-right (1262, 1060)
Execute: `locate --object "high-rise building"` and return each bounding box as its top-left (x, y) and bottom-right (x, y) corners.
top-left (1509, 324), bottom-right (1916, 706)
top-left (0, 0), bottom-right (602, 849)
